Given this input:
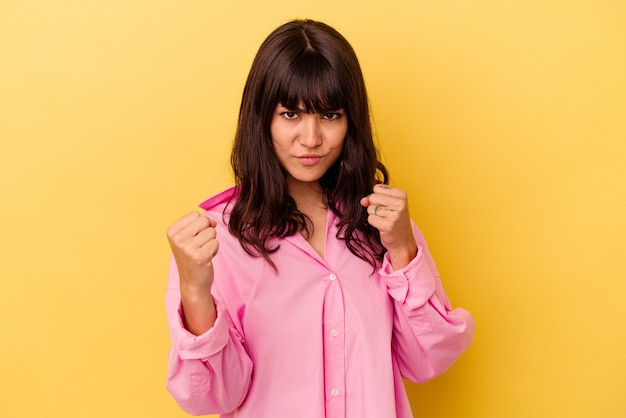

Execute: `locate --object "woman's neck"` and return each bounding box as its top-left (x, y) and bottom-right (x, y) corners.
top-left (286, 178), bottom-right (328, 257)
top-left (287, 178), bottom-right (327, 211)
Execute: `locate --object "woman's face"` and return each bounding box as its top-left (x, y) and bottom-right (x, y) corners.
top-left (270, 102), bottom-right (347, 190)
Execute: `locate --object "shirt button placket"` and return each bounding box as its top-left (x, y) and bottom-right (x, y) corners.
top-left (323, 270), bottom-right (346, 416)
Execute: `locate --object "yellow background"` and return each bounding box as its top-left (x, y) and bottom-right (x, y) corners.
top-left (1, 1), bottom-right (625, 417)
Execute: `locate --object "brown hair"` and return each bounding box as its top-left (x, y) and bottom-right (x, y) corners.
top-left (229, 19), bottom-right (388, 269)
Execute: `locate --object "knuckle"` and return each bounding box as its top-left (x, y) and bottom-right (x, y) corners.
top-left (170, 234), bottom-right (186, 247)
top-left (181, 241), bottom-right (195, 255)
top-left (396, 200), bottom-right (407, 212)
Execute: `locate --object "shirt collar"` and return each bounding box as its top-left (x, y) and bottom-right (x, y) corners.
top-left (198, 186), bottom-right (240, 211)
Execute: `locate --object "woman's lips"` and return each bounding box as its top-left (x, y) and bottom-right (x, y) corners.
top-left (297, 155), bottom-right (322, 166)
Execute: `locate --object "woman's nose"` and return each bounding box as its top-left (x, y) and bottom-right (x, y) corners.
top-left (299, 115), bottom-right (322, 148)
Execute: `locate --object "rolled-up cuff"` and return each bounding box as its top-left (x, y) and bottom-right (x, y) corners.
top-left (169, 301), bottom-right (230, 360)
top-left (379, 245), bottom-right (437, 310)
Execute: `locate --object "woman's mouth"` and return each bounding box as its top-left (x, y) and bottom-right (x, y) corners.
top-left (297, 155), bottom-right (322, 166)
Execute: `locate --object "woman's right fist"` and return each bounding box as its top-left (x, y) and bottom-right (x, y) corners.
top-left (166, 211), bottom-right (220, 291)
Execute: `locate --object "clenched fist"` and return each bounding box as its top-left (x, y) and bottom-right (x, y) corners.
top-left (360, 184), bottom-right (418, 270)
top-left (166, 211), bottom-right (220, 335)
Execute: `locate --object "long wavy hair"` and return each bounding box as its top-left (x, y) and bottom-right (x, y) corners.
top-left (229, 19), bottom-right (389, 269)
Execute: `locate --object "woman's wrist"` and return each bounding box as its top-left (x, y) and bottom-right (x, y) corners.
top-left (386, 244), bottom-right (418, 271)
top-left (180, 285), bottom-right (217, 335)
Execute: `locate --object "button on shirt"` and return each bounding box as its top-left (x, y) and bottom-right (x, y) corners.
top-left (165, 187), bottom-right (475, 418)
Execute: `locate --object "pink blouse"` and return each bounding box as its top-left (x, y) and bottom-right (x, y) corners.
top-left (165, 187), bottom-right (474, 417)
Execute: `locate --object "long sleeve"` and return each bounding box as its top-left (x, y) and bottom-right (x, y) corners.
top-left (165, 258), bottom-right (253, 416)
top-left (380, 224), bottom-right (475, 383)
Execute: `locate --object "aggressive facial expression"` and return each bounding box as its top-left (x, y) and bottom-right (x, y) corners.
top-left (270, 103), bottom-right (347, 191)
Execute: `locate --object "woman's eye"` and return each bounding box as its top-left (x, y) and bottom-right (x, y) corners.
top-left (281, 111), bottom-right (298, 119)
top-left (323, 112), bottom-right (343, 121)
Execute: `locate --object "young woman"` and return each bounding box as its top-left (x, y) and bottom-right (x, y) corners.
top-left (165, 19), bottom-right (474, 418)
